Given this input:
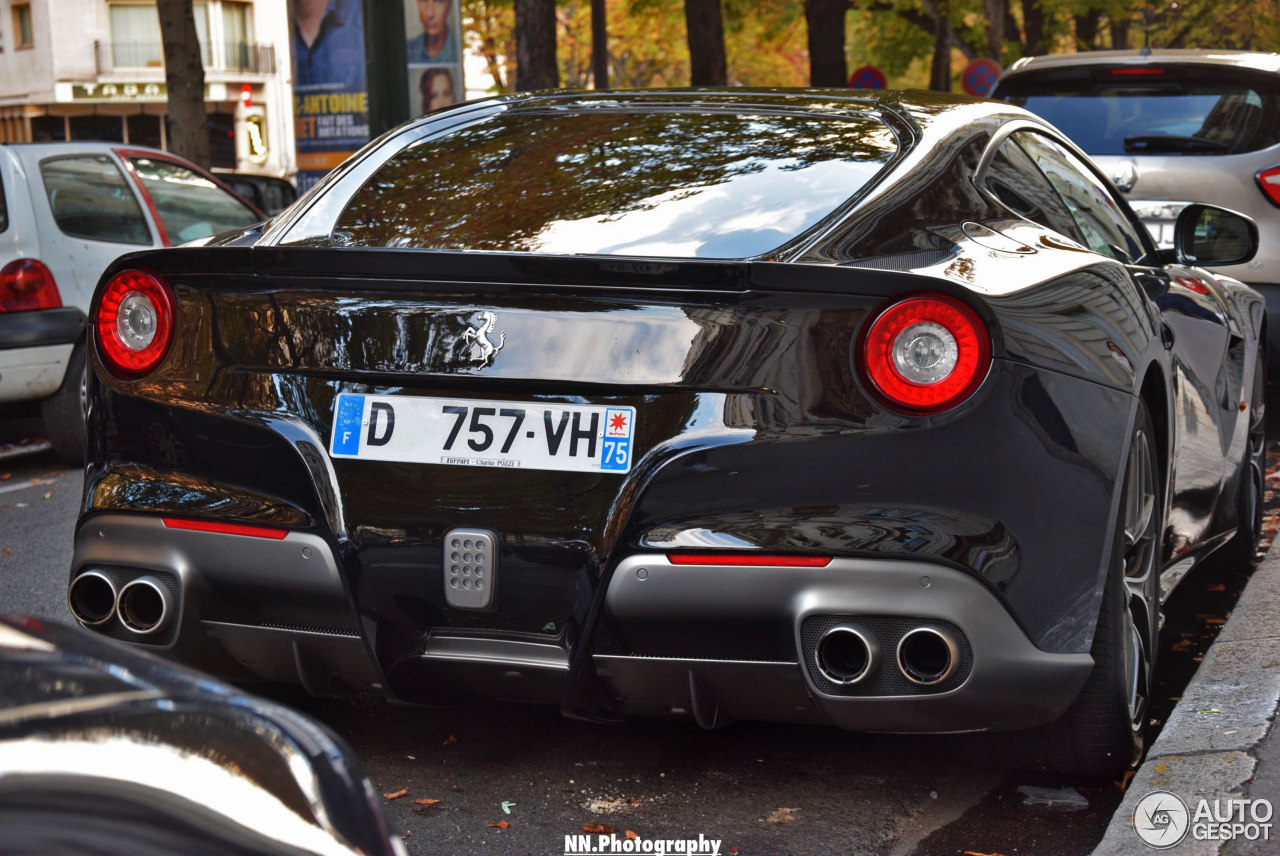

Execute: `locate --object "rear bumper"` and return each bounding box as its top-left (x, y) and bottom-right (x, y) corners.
top-left (592, 555), bottom-right (1093, 732)
top-left (70, 513), bottom-right (380, 694)
top-left (70, 514), bottom-right (1093, 732)
top-left (0, 308), bottom-right (84, 403)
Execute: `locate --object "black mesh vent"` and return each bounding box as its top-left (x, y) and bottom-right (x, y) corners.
top-left (800, 615), bottom-right (972, 697)
top-left (76, 567), bottom-right (181, 647)
top-left (592, 621), bottom-right (634, 656)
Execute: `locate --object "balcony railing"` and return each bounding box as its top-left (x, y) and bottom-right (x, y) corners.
top-left (95, 41), bottom-right (276, 75)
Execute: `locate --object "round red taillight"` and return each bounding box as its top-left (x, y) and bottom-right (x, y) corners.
top-left (0, 259), bottom-right (61, 312)
top-left (859, 293), bottom-right (991, 415)
top-left (95, 270), bottom-right (174, 379)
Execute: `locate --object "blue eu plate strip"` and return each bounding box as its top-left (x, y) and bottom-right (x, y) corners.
top-left (331, 394), bottom-right (365, 456)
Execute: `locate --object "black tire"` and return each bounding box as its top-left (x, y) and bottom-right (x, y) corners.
top-left (995, 402), bottom-right (1161, 776)
top-left (1215, 344), bottom-right (1266, 570)
top-left (39, 342), bottom-right (87, 467)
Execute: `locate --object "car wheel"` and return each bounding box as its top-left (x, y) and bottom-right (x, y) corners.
top-left (1216, 345), bottom-right (1266, 570)
top-left (39, 342), bottom-right (87, 467)
top-left (998, 402), bottom-right (1161, 775)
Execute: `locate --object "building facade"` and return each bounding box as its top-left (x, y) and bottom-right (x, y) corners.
top-left (0, 0), bottom-right (296, 179)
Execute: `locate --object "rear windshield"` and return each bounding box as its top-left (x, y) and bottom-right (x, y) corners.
top-left (998, 70), bottom-right (1280, 156)
top-left (334, 109), bottom-right (897, 259)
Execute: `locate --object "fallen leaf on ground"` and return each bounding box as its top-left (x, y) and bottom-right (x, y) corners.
top-left (443, 735), bottom-right (458, 746)
top-left (488, 820), bottom-right (510, 829)
top-left (1116, 769), bottom-right (1136, 790)
top-left (1206, 583), bottom-right (1226, 592)
top-left (582, 824), bottom-right (615, 834)
top-left (383, 788), bottom-right (409, 800)
top-left (2, 548), bottom-right (10, 554)
top-left (767, 808), bottom-right (800, 824)
top-left (963, 851), bottom-right (1008, 856)
top-left (626, 830), bottom-right (640, 840)
top-left (412, 799), bottom-right (440, 805)
top-left (1171, 639), bottom-right (1192, 652)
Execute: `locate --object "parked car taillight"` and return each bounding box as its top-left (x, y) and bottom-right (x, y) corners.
top-left (95, 269), bottom-right (174, 379)
top-left (858, 293), bottom-right (991, 415)
top-left (1256, 165), bottom-right (1280, 208)
top-left (0, 259), bottom-right (61, 312)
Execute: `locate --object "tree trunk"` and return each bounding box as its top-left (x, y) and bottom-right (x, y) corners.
top-left (930, 1), bottom-right (951, 92)
top-left (1021, 0), bottom-right (1047, 56)
top-left (591, 0), bottom-right (608, 89)
top-left (155, 0), bottom-right (208, 168)
top-left (685, 0), bottom-right (726, 86)
top-left (515, 0), bottom-right (559, 91)
top-left (983, 0), bottom-right (1005, 61)
top-left (1075, 9), bottom-right (1103, 51)
top-left (1111, 19), bottom-right (1131, 50)
top-left (805, 0), bottom-right (850, 87)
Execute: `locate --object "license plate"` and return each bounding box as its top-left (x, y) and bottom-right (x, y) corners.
top-left (328, 393), bottom-right (636, 474)
top-left (1141, 218), bottom-right (1176, 249)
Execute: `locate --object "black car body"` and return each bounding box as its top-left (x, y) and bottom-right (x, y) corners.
top-left (69, 90), bottom-right (1266, 774)
top-left (0, 614), bottom-right (401, 855)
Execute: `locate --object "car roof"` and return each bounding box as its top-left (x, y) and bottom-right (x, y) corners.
top-left (0, 141), bottom-right (174, 167)
top-left (420, 87), bottom-right (1038, 157)
top-left (1004, 48), bottom-right (1280, 76)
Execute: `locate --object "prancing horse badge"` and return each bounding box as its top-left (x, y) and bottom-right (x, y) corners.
top-left (460, 311), bottom-right (506, 367)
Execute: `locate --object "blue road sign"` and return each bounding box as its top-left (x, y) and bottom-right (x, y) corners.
top-left (963, 58), bottom-right (1002, 97)
top-left (849, 65), bottom-right (887, 90)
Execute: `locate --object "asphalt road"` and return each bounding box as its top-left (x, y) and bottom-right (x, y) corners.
top-left (3, 409), bottom-right (1268, 856)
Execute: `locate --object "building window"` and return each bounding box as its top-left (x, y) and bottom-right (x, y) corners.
top-left (109, 4), bottom-right (163, 68)
top-left (13, 4), bottom-right (34, 48)
top-left (221, 2), bottom-right (252, 70)
top-left (108, 2), bottom-right (211, 69)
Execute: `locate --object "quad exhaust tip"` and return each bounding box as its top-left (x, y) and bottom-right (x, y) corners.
top-left (68, 571), bottom-right (118, 626)
top-left (897, 626), bottom-right (960, 686)
top-left (815, 624), bottom-right (879, 685)
top-left (117, 576), bottom-right (174, 636)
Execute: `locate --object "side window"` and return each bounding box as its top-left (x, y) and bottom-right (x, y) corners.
top-left (128, 157), bottom-right (261, 244)
top-left (1013, 130), bottom-right (1148, 263)
top-left (982, 140), bottom-right (1084, 245)
top-left (40, 156), bottom-right (150, 245)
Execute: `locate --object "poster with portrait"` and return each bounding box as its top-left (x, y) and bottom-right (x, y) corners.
top-left (289, 0), bottom-right (371, 190)
top-left (404, 0), bottom-right (465, 115)
top-left (409, 66), bottom-right (462, 116)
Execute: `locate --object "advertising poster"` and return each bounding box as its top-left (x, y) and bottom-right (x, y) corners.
top-left (405, 0), bottom-right (464, 116)
top-left (289, 0), bottom-right (372, 191)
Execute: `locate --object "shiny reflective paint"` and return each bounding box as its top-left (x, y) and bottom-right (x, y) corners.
top-left (0, 615), bottom-right (400, 856)
top-left (71, 92), bottom-right (1266, 763)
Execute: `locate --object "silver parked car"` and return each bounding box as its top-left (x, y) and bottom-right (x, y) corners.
top-left (0, 143), bottom-right (262, 463)
top-left (993, 49), bottom-right (1280, 372)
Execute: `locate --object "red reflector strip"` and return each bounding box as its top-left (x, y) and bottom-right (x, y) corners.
top-left (1106, 67), bottom-right (1166, 76)
top-left (162, 517), bottom-right (290, 540)
top-left (667, 553), bottom-right (831, 567)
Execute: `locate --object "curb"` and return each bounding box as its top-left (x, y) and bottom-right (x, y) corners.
top-left (1093, 537), bottom-right (1280, 854)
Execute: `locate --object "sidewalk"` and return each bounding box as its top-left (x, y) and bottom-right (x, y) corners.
top-left (1094, 538), bottom-right (1280, 854)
